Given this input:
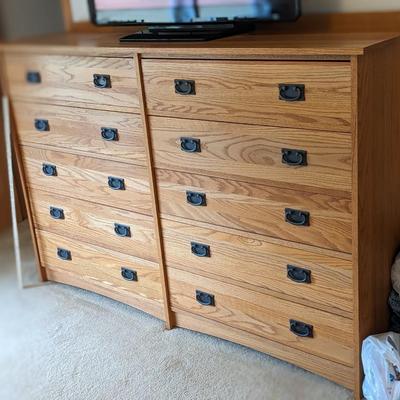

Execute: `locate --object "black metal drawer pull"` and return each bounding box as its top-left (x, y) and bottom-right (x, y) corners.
top-left (26, 71), bottom-right (41, 84)
top-left (180, 137), bottom-right (201, 153)
top-left (285, 208), bottom-right (310, 227)
top-left (50, 207), bottom-right (65, 220)
top-left (34, 119), bottom-right (50, 132)
top-left (191, 242), bottom-right (210, 258)
top-left (196, 290), bottom-right (215, 306)
top-left (186, 191), bottom-right (206, 207)
top-left (108, 177), bottom-right (125, 191)
top-left (279, 84), bottom-right (305, 102)
top-left (114, 223), bottom-right (131, 238)
top-left (57, 248), bottom-right (71, 261)
top-left (101, 127), bottom-right (119, 141)
top-left (42, 164), bottom-right (57, 177)
top-left (175, 79), bottom-right (196, 95)
top-left (282, 149), bottom-right (307, 166)
top-left (93, 74), bottom-right (111, 89)
top-left (290, 320), bottom-right (313, 338)
top-left (121, 268), bottom-right (138, 282)
top-left (287, 265), bottom-right (311, 284)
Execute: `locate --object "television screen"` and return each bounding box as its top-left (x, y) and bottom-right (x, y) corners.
top-left (89, 0), bottom-right (301, 25)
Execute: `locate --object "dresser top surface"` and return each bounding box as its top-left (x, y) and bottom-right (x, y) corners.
top-left (1, 31), bottom-right (398, 58)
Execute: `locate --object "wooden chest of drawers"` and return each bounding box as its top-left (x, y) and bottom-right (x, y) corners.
top-left (2, 32), bottom-right (400, 399)
top-left (2, 53), bottom-right (164, 319)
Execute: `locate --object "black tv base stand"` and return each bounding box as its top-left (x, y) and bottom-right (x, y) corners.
top-left (120, 23), bottom-right (255, 42)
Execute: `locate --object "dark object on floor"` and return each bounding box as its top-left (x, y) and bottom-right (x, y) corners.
top-left (391, 315), bottom-right (400, 334)
top-left (389, 290), bottom-right (400, 333)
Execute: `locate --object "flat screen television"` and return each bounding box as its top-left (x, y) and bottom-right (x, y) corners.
top-left (88, 0), bottom-right (302, 41)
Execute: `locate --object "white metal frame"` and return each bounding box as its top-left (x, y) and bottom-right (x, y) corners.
top-left (2, 96), bottom-right (24, 289)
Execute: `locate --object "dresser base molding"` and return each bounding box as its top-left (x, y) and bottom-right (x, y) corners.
top-left (173, 309), bottom-right (355, 390)
top-left (45, 268), bottom-right (164, 320)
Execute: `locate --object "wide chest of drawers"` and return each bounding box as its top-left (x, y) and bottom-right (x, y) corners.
top-left (2, 32), bottom-right (400, 399)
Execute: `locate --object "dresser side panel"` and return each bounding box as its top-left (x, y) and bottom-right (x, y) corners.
top-left (353, 36), bottom-right (400, 396)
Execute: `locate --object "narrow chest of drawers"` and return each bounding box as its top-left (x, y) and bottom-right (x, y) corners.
top-left (3, 33), bottom-right (400, 400)
top-left (142, 57), bottom-right (357, 388)
top-left (140, 44), bottom-right (400, 398)
top-left (4, 53), bottom-right (165, 320)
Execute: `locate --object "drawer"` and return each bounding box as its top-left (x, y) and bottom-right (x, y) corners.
top-left (162, 219), bottom-right (353, 316)
top-left (30, 190), bottom-right (157, 263)
top-left (168, 268), bottom-right (354, 367)
top-left (13, 102), bottom-right (146, 165)
top-left (173, 310), bottom-right (355, 390)
top-left (22, 146), bottom-right (152, 216)
top-left (5, 54), bottom-right (139, 112)
top-left (157, 169), bottom-right (352, 253)
top-left (150, 116), bottom-right (351, 195)
top-left (142, 60), bottom-right (352, 132)
top-left (36, 230), bottom-right (162, 313)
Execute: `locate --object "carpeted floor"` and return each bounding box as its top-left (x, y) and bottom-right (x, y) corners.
top-left (0, 224), bottom-right (353, 400)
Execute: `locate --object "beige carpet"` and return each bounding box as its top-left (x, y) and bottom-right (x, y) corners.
top-left (0, 224), bottom-right (353, 400)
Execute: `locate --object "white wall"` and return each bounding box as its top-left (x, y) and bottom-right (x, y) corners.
top-left (0, 0), bottom-right (64, 40)
top-left (71, 0), bottom-right (400, 22)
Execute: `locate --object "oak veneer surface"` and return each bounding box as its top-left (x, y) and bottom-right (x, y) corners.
top-left (161, 219), bottom-right (353, 317)
top-left (351, 37), bottom-right (400, 397)
top-left (157, 169), bottom-right (352, 253)
top-left (150, 116), bottom-right (352, 195)
top-left (30, 189), bottom-right (157, 263)
top-left (143, 60), bottom-right (352, 132)
top-left (174, 309), bottom-right (355, 389)
top-left (37, 230), bottom-right (163, 318)
top-left (21, 146), bottom-right (153, 216)
top-left (168, 268), bottom-right (354, 367)
top-left (5, 54), bottom-right (140, 112)
top-left (3, 32), bottom-right (400, 400)
top-left (13, 102), bottom-right (146, 165)
top-left (1, 32), bottom-right (398, 58)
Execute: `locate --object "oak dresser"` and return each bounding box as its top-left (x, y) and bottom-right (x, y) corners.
top-left (2, 31), bottom-right (400, 399)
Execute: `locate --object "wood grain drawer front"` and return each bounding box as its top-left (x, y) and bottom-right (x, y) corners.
top-left (30, 190), bottom-right (157, 263)
top-left (162, 219), bottom-right (353, 317)
top-left (5, 54), bottom-right (139, 112)
top-left (142, 60), bottom-right (352, 132)
top-left (173, 311), bottom-right (355, 391)
top-left (36, 230), bottom-right (163, 312)
top-left (22, 147), bottom-right (152, 216)
top-left (13, 102), bottom-right (146, 165)
top-left (150, 117), bottom-right (351, 195)
top-left (157, 170), bottom-right (352, 253)
top-left (168, 268), bottom-right (354, 367)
